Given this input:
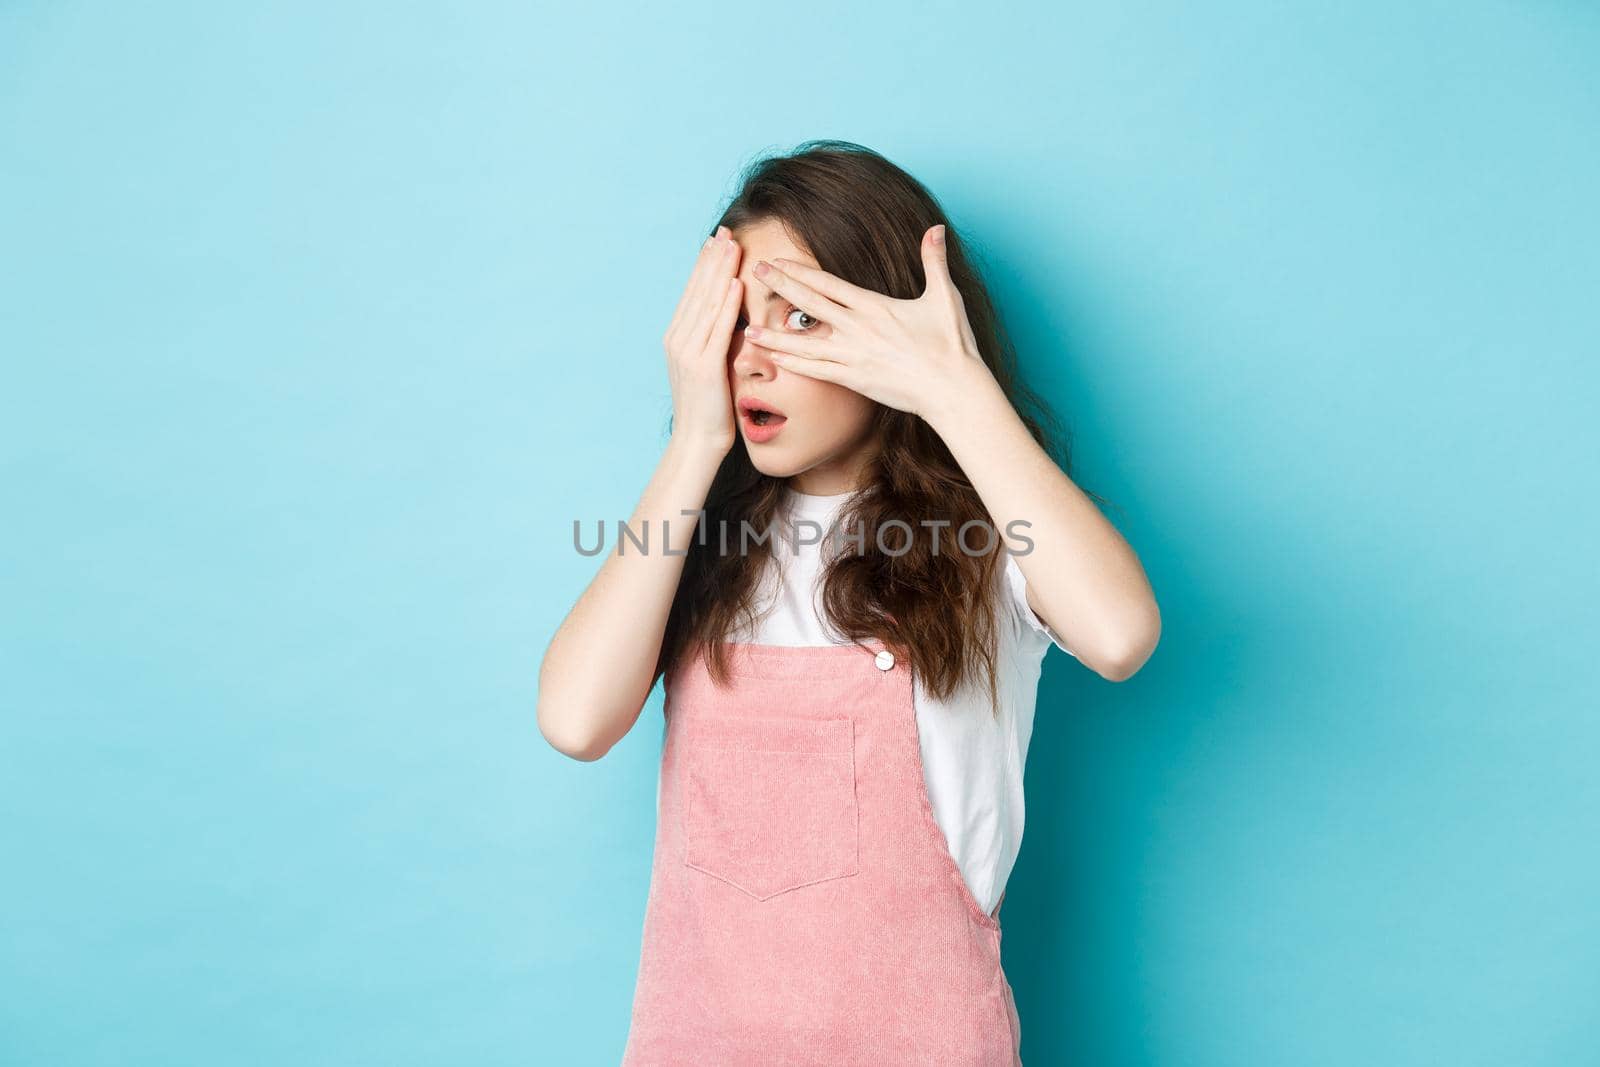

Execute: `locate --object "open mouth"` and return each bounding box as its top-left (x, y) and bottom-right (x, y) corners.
top-left (738, 397), bottom-right (788, 440)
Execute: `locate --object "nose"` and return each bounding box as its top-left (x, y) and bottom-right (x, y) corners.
top-left (730, 329), bottom-right (779, 379)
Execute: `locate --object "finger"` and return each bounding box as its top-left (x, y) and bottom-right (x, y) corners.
top-left (685, 227), bottom-right (737, 323)
top-left (687, 238), bottom-right (742, 350)
top-left (697, 274), bottom-right (743, 359)
top-left (765, 257), bottom-right (878, 311)
top-left (768, 351), bottom-right (847, 385)
top-left (666, 232), bottom-right (721, 339)
top-left (742, 325), bottom-right (835, 363)
top-left (752, 260), bottom-right (849, 322)
top-left (667, 227), bottom-right (733, 340)
top-left (920, 224), bottom-right (960, 304)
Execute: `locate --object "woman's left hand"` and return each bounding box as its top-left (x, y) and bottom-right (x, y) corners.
top-left (741, 224), bottom-right (996, 423)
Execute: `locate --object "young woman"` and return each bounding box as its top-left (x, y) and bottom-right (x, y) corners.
top-left (538, 140), bottom-right (1161, 1065)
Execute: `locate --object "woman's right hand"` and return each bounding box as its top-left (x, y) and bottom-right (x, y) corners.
top-left (663, 224), bottom-right (744, 456)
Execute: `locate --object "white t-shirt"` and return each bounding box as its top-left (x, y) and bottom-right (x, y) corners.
top-left (723, 487), bottom-right (1076, 918)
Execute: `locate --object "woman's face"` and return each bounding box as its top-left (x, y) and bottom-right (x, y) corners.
top-left (727, 219), bottom-right (879, 495)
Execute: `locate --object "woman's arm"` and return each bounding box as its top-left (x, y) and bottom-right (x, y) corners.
top-left (537, 436), bottom-right (726, 760)
top-left (925, 370), bottom-right (1161, 682)
top-left (538, 228), bottom-right (746, 760)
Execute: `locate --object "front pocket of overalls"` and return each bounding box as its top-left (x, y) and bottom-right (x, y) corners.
top-left (682, 714), bottom-right (859, 901)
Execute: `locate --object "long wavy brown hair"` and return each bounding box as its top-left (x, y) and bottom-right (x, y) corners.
top-left (654, 140), bottom-right (1091, 716)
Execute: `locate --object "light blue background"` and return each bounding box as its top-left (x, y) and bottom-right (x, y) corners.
top-left (3, 2), bottom-right (1596, 1064)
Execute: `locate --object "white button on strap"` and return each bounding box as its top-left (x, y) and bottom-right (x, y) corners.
top-left (874, 650), bottom-right (895, 671)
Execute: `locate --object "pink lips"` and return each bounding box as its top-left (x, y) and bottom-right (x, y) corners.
top-left (737, 396), bottom-right (788, 444)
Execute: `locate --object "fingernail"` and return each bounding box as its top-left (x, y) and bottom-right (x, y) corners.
top-left (754, 261), bottom-right (770, 277)
top-left (933, 225), bottom-right (945, 244)
top-left (745, 325), bottom-right (762, 338)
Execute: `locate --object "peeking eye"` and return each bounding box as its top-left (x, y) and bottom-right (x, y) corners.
top-left (735, 307), bottom-right (821, 334)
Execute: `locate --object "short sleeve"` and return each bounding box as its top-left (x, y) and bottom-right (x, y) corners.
top-left (1003, 550), bottom-right (1077, 657)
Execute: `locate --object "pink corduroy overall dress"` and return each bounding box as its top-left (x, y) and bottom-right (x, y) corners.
top-left (621, 639), bottom-right (1023, 1066)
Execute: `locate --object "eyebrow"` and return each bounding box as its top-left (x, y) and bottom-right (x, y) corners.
top-left (739, 290), bottom-right (790, 314)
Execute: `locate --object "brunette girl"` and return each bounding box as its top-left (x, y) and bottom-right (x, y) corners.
top-left (539, 140), bottom-right (1160, 1065)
